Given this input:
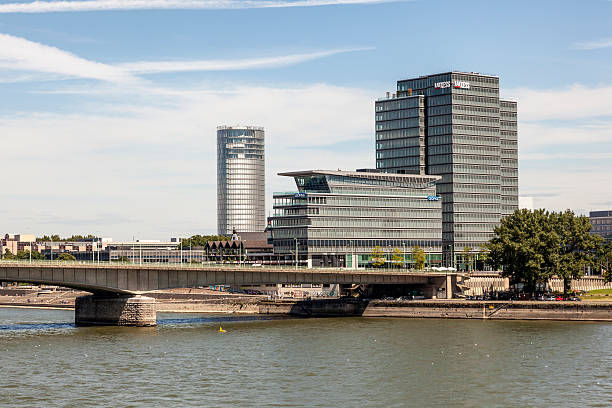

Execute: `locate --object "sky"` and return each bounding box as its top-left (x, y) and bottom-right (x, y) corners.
top-left (1, 0), bottom-right (611, 241)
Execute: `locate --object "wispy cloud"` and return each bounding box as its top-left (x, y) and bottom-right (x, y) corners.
top-left (120, 48), bottom-right (372, 74)
top-left (0, 33), bottom-right (136, 82)
top-left (0, 32), bottom-right (370, 82)
top-left (0, 0), bottom-right (398, 13)
top-left (571, 37), bottom-right (612, 50)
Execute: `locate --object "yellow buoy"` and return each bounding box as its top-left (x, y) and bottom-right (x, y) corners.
top-left (219, 326), bottom-right (226, 333)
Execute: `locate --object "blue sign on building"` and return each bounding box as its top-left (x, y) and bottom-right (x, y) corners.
top-left (427, 195), bottom-right (440, 201)
top-left (294, 192), bottom-right (307, 199)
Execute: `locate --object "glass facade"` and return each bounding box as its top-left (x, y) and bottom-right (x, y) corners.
top-left (377, 72), bottom-right (519, 264)
top-left (217, 125), bottom-right (265, 235)
top-left (590, 210), bottom-right (612, 243)
top-left (268, 170), bottom-right (442, 268)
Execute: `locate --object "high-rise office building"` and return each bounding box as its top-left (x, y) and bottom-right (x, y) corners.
top-left (217, 125), bottom-right (265, 235)
top-left (375, 72), bottom-right (518, 265)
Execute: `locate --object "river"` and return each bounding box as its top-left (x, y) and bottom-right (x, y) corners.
top-left (0, 307), bottom-right (610, 407)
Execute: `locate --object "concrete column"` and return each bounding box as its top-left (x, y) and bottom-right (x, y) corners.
top-left (75, 295), bottom-right (156, 327)
top-left (446, 275), bottom-right (453, 299)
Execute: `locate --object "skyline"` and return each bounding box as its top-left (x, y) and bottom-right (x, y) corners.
top-left (1, 0), bottom-right (612, 240)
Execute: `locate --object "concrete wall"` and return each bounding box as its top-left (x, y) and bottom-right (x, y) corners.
top-left (258, 299), bottom-right (612, 321)
top-left (75, 295), bottom-right (156, 326)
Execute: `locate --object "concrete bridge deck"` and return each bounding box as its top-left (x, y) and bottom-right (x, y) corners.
top-left (0, 261), bottom-right (458, 295)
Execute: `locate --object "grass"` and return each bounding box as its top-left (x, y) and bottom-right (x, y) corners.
top-left (585, 288), bottom-right (612, 295)
top-left (579, 288), bottom-right (612, 301)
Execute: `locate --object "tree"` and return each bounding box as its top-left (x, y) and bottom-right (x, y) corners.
top-left (370, 246), bottom-right (385, 267)
top-left (56, 253), bottom-right (76, 261)
top-left (412, 245), bottom-right (426, 270)
top-left (113, 256), bottom-right (129, 263)
top-left (461, 246), bottom-right (474, 272)
top-left (486, 209), bottom-right (557, 295)
top-left (551, 210), bottom-right (603, 294)
top-left (15, 250), bottom-right (45, 260)
top-left (597, 241), bottom-right (612, 283)
top-left (2, 249), bottom-right (15, 260)
top-left (180, 235), bottom-right (230, 248)
top-left (391, 247), bottom-right (404, 268)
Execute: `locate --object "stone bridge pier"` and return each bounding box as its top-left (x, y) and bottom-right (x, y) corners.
top-left (75, 295), bottom-right (157, 326)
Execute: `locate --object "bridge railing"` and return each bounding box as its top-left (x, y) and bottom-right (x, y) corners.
top-left (0, 259), bottom-right (460, 275)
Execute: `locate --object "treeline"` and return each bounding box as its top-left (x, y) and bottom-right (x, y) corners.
top-left (179, 235), bottom-right (230, 247)
top-left (36, 234), bottom-right (97, 242)
top-left (484, 209), bottom-right (612, 294)
top-left (1, 250), bottom-right (76, 261)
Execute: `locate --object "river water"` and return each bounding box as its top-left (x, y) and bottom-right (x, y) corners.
top-left (0, 307), bottom-right (610, 407)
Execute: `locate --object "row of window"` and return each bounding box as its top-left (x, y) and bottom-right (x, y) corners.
top-left (376, 137), bottom-right (423, 150)
top-left (375, 108), bottom-right (422, 122)
top-left (428, 124), bottom-right (499, 137)
top-left (376, 147), bottom-right (421, 159)
top-left (274, 207), bottom-right (441, 219)
top-left (375, 97), bottom-right (422, 112)
top-left (375, 118), bottom-right (423, 131)
top-left (376, 128), bottom-right (423, 142)
top-left (274, 239), bottom-right (442, 250)
top-left (427, 134), bottom-right (500, 148)
top-left (377, 157), bottom-right (421, 167)
top-left (452, 94), bottom-right (499, 107)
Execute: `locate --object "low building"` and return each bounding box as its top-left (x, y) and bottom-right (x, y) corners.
top-left (268, 169), bottom-right (443, 268)
top-left (590, 210), bottom-right (612, 242)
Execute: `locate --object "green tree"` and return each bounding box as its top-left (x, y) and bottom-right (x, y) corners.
top-left (391, 247), bottom-right (404, 268)
top-left (461, 246), bottom-right (474, 272)
top-left (113, 256), bottom-right (130, 263)
top-left (56, 253), bottom-right (76, 261)
top-left (551, 210), bottom-right (603, 294)
top-left (597, 241), bottom-right (612, 283)
top-left (486, 209), bottom-right (557, 295)
top-left (180, 235), bottom-right (230, 248)
top-left (370, 246), bottom-right (385, 267)
top-left (15, 250), bottom-right (45, 260)
top-left (412, 245), bottom-right (426, 270)
top-left (2, 249), bottom-right (15, 260)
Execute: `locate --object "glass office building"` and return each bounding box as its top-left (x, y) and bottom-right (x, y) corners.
top-left (268, 170), bottom-right (442, 268)
top-left (376, 72), bottom-right (518, 265)
top-left (217, 125), bottom-right (266, 235)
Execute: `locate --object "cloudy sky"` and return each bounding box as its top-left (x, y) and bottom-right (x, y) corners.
top-left (1, 0), bottom-right (611, 240)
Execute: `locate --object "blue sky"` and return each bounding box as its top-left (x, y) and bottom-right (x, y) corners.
top-left (1, 0), bottom-right (611, 240)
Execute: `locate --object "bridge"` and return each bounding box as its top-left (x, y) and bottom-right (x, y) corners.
top-left (0, 261), bottom-right (461, 326)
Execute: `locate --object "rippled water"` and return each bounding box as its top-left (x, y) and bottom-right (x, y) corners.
top-left (0, 307), bottom-right (611, 407)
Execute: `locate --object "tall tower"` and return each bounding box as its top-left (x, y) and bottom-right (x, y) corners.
top-left (376, 72), bottom-right (518, 266)
top-left (217, 125), bottom-right (265, 235)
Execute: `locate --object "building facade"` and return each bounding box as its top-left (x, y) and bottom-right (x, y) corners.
top-left (268, 170), bottom-right (442, 268)
top-left (590, 210), bottom-right (612, 242)
top-left (217, 125), bottom-right (266, 235)
top-left (375, 72), bottom-right (518, 265)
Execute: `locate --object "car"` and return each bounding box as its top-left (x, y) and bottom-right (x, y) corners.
top-left (397, 296), bottom-right (411, 301)
top-left (251, 263), bottom-right (263, 267)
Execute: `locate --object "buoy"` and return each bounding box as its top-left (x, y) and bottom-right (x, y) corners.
top-left (219, 326), bottom-right (226, 333)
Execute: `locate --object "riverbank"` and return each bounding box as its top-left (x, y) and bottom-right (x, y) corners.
top-left (2, 295), bottom-right (611, 321)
